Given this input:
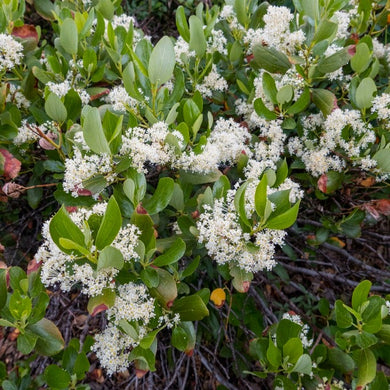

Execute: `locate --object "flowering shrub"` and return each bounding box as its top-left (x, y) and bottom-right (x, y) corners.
top-left (0, 0), bottom-right (390, 388)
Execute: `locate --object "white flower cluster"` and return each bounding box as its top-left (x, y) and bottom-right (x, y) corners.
top-left (282, 312), bottom-right (313, 348)
top-left (0, 34), bottom-right (24, 73)
top-left (174, 36), bottom-right (196, 65)
top-left (372, 93), bottom-right (390, 125)
top-left (120, 121), bottom-right (184, 172)
top-left (196, 64), bottom-right (228, 98)
top-left (63, 148), bottom-right (117, 197)
top-left (243, 6), bottom-right (305, 54)
top-left (45, 60), bottom-right (91, 105)
top-left (288, 109), bottom-right (376, 176)
top-left (105, 85), bottom-right (139, 113)
top-left (177, 118), bottom-right (251, 173)
top-left (91, 282), bottom-right (179, 375)
top-left (197, 183), bottom-right (290, 273)
top-left (6, 84), bottom-right (30, 109)
top-left (37, 203), bottom-right (141, 296)
top-left (14, 120), bottom-right (57, 146)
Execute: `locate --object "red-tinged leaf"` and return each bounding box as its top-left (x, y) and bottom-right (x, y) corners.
top-left (374, 199), bottom-right (390, 216)
top-left (348, 44), bottom-right (356, 56)
top-left (91, 303), bottom-right (108, 317)
top-left (27, 259), bottom-right (43, 274)
top-left (136, 204), bottom-right (148, 214)
top-left (0, 149), bottom-right (21, 179)
top-left (12, 25), bottom-right (39, 44)
top-left (89, 89), bottom-right (110, 101)
top-left (317, 174), bottom-right (327, 193)
top-left (185, 348), bottom-right (194, 357)
top-left (38, 133), bottom-right (57, 150)
top-left (135, 368), bottom-right (148, 378)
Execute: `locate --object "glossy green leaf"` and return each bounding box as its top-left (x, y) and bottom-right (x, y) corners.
top-left (28, 318), bottom-right (65, 356)
top-left (352, 280), bottom-right (372, 311)
top-left (357, 349), bottom-right (376, 388)
top-left (44, 365), bottom-right (71, 389)
top-left (172, 294), bottom-right (209, 321)
top-left (317, 48), bottom-right (351, 74)
top-left (97, 246), bottom-right (124, 270)
top-left (335, 300), bottom-right (353, 328)
top-left (355, 77), bottom-right (377, 109)
top-left (312, 88), bottom-right (336, 116)
top-left (351, 43), bottom-right (371, 74)
top-left (153, 238), bottom-right (186, 267)
top-left (60, 18), bottom-right (78, 55)
top-left (277, 85), bottom-right (294, 106)
top-left (83, 107), bottom-right (111, 154)
top-left (292, 354), bottom-right (312, 375)
top-left (286, 87), bottom-right (310, 115)
top-left (45, 93), bottom-right (67, 123)
top-left (95, 196), bottom-right (122, 250)
top-left (253, 45), bottom-right (290, 74)
top-left (176, 6), bottom-right (190, 42)
top-left (143, 177), bottom-right (175, 215)
top-left (262, 72), bottom-right (278, 104)
top-left (267, 338), bottom-right (282, 368)
top-left (255, 174), bottom-right (268, 218)
top-left (49, 206), bottom-right (85, 254)
top-left (148, 36), bottom-right (175, 86)
top-left (283, 338), bottom-right (303, 364)
top-left (87, 288), bottom-right (116, 315)
top-left (266, 200), bottom-right (300, 230)
top-left (373, 149), bottom-right (390, 172)
top-left (150, 268), bottom-right (177, 308)
top-left (189, 16), bottom-right (206, 57)
top-left (253, 97), bottom-right (277, 120)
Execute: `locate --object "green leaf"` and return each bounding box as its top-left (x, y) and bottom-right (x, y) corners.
top-left (83, 107), bottom-right (111, 154)
top-left (172, 294), bottom-right (209, 321)
top-left (292, 354), bottom-right (312, 375)
top-left (148, 36), bottom-right (175, 86)
top-left (60, 18), bottom-right (78, 55)
top-left (180, 256), bottom-right (200, 279)
top-left (373, 149), bottom-right (390, 173)
top-left (169, 183), bottom-right (184, 211)
top-left (234, 182), bottom-right (251, 227)
top-left (276, 319), bottom-right (302, 348)
top-left (362, 296), bottom-right (383, 323)
top-left (129, 346), bottom-right (156, 371)
top-left (28, 318), bottom-right (65, 356)
top-left (142, 177), bottom-right (175, 215)
top-left (45, 93), bottom-right (67, 123)
top-left (253, 45), bottom-right (290, 74)
top-left (123, 178), bottom-right (136, 205)
top-left (377, 324), bottom-right (390, 344)
top-left (149, 268), bottom-right (177, 308)
top-left (312, 88), bottom-right (336, 116)
top-left (87, 288), bottom-right (116, 315)
top-left (139, 329), bottom-right (160, 349)
top-left (355, 77), bottom-right (377, 109)
top-left (153, 238), bottom-right (186, 267)
top-left (9, 291), bottom-right (32, 321)
top-left (357, 349), bottom-right (376, 388)
top-left (255, 174), bottom-right (268, 218)
top-left (266, 200), bottom-right (300, 230)
top-left (95, 196), bottom-right (122, 250)
top-left (230, 266), bottom-right (253, 293)
top-left (179, 169), bottom-right (222, 184)
top-left (317, 48), bottom-right (351, 74)
top-left (253, 97), bottom-right (277, 120)
top-left (335, 300), bottom-right (353, 328)
top-left (277, 85), bottom-right (294, 106)
top-left (234, 0), bottom-right (248, 27)
top-left (176, 6), bottom-right (190, 42)
top-left (352, 280), bottom-right (372, 311)
top-left (140, 267), bottom-right (159, 288)
top-left (286, 87), bottom-right (310, 115)
top-left (213, 175), bottom-right (230, 199)
top-left (44, 365), bottom-right (71, 389)
top-left (283, 338), bottom-right (303, 364)
top-left (49, 206), bottom-right (85, 254)
top-left (171, 326), bottom-right (189, 351)
top-left (97, 246), bottom-right (124, 271)
top-left (313, 19), bottom-right (337, 43)
top-left (267, 338), bottom-right (282, 368)
top-left (189, 16), bottom-right (206, 57)
top-left (17, 331), bottom-right (38, 354)
top-left (262, 72), bottom-right (278, 104)
top-left (355, 332), bottom-right (377, 349)
top-left (351, 43), bottom-right (371, 74)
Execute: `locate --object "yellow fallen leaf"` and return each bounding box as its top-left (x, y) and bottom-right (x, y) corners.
top-left (210, 288), bottom-right (226, 308)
